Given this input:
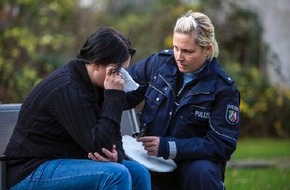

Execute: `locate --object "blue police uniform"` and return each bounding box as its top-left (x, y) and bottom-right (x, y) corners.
top-left (127, 49), bottom-right (240, 190)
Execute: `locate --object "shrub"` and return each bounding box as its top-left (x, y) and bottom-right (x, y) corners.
top-left (225, 63), bottom-right (290, 138)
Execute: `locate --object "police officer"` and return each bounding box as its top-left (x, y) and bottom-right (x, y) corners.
top-left (126, 11), bottom-right (240, 190)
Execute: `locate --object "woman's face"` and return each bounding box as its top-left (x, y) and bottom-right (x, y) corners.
top-left (173, 32), bottom-right (210, 73)
top-left (122, 56), bottom-right (131, 68)
top-left (90, 56), bottom-right (132, 88)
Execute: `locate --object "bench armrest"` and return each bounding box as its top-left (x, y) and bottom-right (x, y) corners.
top-left (0, 155), bottom-right (7, 190)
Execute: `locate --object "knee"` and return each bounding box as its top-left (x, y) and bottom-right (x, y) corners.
top-left (103, 164), bottom-right (132, 189)
top-left (180, 160), bottom-right (224, 190)
top-left (123, 160), bottom-right (151, 180)
top-left (122, 160), bottom-right (151, 189)
top-left (134, 163), bottom-right (150, 178)
top-left (191, 162), bottom-right (214, 178)
top-left (114, 164), bottom-right (131, 180)
top-left (185, 163), bottom-right (213, 183)
top-left (94, 163), bottom-right (131, 185)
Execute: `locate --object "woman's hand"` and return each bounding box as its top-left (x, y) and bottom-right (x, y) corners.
top-left (137, 136), bottom-right (160, 156)
top-left (104, 66), bottom-right (125, 90)
top-left (88, 145), bottom-right (118, 162)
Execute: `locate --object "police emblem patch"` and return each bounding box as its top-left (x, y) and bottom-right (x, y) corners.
top-left (225, 104), bottom-right (239, 125)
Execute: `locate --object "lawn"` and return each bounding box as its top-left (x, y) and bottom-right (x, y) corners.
top-left (225, 138), bottom-right (290, 190)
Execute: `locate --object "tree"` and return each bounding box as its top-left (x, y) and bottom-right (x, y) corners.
top-left (0, 0), bottom-right (78, 103)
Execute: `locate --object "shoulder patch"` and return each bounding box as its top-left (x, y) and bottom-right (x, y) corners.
top-left (158, 49), bottom-right (173, 56)
top-left (225, 104), bottom-right (239, 125)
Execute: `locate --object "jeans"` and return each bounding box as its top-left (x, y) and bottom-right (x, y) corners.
top-left (10, 159), bottom-right (151, 190)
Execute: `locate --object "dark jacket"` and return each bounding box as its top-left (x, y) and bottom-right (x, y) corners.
top-left (4, 60), bottom-right (126, 188)
top-left (127, 49), bottom-right (240, 162)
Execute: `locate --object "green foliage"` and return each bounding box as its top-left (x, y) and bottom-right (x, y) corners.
top-left (198, 0), bottom-right (264, 68)
top-left (0, 0), bottom-right (77, 103)
top-left (225, 63), bottom-right (290, 138)
top-left (0, 0), bottom-right (289, 137)
top-left (204, 1), bottom-right (290, 138)
top-left (101, 3), bottom-right (190, 62)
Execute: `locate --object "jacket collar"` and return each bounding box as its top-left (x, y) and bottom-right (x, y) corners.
top-left (158, 56), bottom-right (219, 95)
top-left (182, 58), bottom-right (219, 93)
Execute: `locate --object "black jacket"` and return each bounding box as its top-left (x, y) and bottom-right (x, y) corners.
top-left (4, 60), bottom-right (126, 187)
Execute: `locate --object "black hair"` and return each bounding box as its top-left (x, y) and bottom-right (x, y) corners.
top-left (77, 27), bottom-right (135, 69)
top-left (127, 38), bottom-right (136, 57)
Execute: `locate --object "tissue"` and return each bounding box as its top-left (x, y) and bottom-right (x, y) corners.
top-left (119, 68), bottom-right (139, 92)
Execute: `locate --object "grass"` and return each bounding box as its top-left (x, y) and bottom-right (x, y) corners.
top-left (225, 168), bottom-right (290, 190)
top-left (233, 138), bottom-right (290, 160)
top-left (225, 138), bottom-right (290, 190)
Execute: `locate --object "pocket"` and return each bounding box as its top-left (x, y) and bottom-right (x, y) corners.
top-left (139, 85), bottom-right (166, 123)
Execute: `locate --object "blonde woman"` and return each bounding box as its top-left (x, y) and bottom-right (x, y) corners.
top-left (126, 11), bottom-right (240, 190)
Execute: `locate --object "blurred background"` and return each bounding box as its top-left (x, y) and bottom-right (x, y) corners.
top-left (0, 0), bottom-right (289, 188)
top-left (1, 0), bottom-right (289, 138)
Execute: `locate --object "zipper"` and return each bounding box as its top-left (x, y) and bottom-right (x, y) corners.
top-left (177, 88), bottom-right (183, 97)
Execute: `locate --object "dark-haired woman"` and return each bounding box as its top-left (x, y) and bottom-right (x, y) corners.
top-left (4, 27), bottom-right (151, 190)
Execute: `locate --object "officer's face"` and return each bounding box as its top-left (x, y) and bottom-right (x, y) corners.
top-left (173, 32), bottom-right (210, 73)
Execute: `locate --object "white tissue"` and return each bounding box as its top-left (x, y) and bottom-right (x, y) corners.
top-left (119, 68), bottom-right (139, 92)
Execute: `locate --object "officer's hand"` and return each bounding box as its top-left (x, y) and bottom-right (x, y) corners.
top-left (137, 136), bottom-right (160, 156)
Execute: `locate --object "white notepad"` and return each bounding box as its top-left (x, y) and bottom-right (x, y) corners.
top-left (122, 135), bottom-right (177, 172)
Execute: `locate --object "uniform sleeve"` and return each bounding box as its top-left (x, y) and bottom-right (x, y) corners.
top-left (50, 84), bottom-right (126, 161)
top-left (160, 85), bottom-right (240, 162)
top-left (126, 54), bottom-right (157, 109)
top-left (205, 85), bottom-right (240, 160)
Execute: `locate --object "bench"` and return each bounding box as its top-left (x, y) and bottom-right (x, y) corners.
top-left (0, 104), bottom-right (140, 190)
top-left (0, 104), bottom-right (22, 190)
